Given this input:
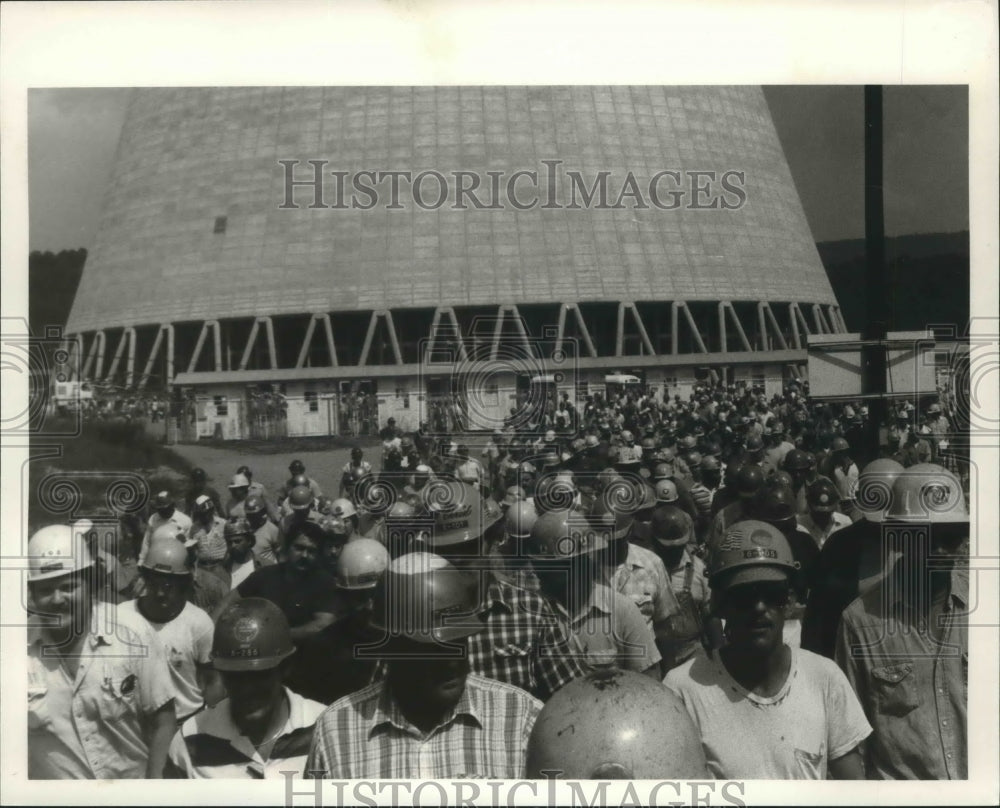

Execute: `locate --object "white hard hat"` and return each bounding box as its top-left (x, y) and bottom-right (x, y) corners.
top-left (27, 524), bottom-right (95, 582)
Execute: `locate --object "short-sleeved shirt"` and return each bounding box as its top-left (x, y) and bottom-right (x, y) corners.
top-left (835, 567), bottom-right (968, 780)
top-left (166, 687), bottom-right (326, 778)
top-left (556, 583), bottom-right (661, 673)
top-left (613, 543), bottom-right (681, 639)
top-left (305, 675), bottom-right (541, 779)
top-left (236, 565), bottom-right (340, 628)
top-left (190, 516), bottom-right (228, 565)
top-left (253, 520), bottom-right (281, 564)
top-left (28, 605), bottom-right (176, 779)
top-left (665, 646), bottom-right (871, 779)
top-left (797, 511), bottom-right (852, 550)
top-left (119, 599), bottom-right (213, 720)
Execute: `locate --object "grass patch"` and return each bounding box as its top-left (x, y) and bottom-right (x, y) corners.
top-left (28, 419), bottom-right (195, 534)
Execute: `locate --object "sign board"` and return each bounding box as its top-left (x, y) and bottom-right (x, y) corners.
top-left (806, 332), bottom-right (937, 399)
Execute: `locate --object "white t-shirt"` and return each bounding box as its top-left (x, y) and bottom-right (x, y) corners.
top-left (228, 557), bottom-right (257, 589)
top-left (664, 646), bottom-right (871, 779)
top-left (120, 599), bottom-right (214, 721)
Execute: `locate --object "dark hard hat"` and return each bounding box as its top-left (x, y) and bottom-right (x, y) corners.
top-left (525, 667), bottom-right (709, 779)
top-left (287, 485), bottom-right (314, 511)
top-left (734, 464), bottom-right (765, 497)
top-left (290, 473), bottom-right (310, 488)
top-left (830, 436), bottom-right (850, 453)
top-left (528, 509), bottom-right (611, 560)
top-left (190, 467), bottom-right (207, 482)
top-left (757, 484), bottom-right (797, 524)
top-left (783, 449), bottom-right (814, 472)
top-left (212, 598), bottom-right (296, 671)
top-left (806, 478), bottom-right (840, 512)
top-left (289, 459), bottom-right (306, 474)
top-left (416, 480), bottom-right (502, 548)
top-left (223, 516), bottom-right (254, 539)
top-left (649, 505), bottom-right (693, 547)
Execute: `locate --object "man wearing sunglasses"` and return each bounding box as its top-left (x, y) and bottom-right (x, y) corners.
top-left (664, 520), bottom-right (871, 779)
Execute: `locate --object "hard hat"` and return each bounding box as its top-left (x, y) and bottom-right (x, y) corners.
top-left (527, 510), bottom-right (611, 560)
top-left (152, 490), bottom-right (174, 510)
top-left (525, 667), bottom-right (709, 779)
top-left (702, 440), bottom-right (722, 457)
top-left (350, 447), bottom-right (364, 458)
top-left (289, 459), bottom-right (306, 474)
top-left (330, 498), bottom-right (357, 519)
top-left (756, 484), bottom-right (797, 524)
top-left (679, 435), bottom-right (697, 450)
top-left (745, 434), bottom-right (764, 452)
top-left (807, 479), bottom-right (839, 513)
top-left (228, 473), bottom-right (250, 489)
top-left (571, 438), bottom-right (586, 453)
top-left (544, 430), bottom-right (556, 442)
top-left (535, 474), bottom-right (578, 514)
top-left (290, 473), bottom-right (310, 489)
top-left (584, 435), bottom-right (599, 448)
top-left (501, 485), bottom-right (526, 507)
top-left (700, 455), bottom-right (721, 473)
top-left (654, 479), bottom-right (679, 503)
top-left (190, 467), bottom-right (207, 482)
top-left (684, 450), bottom-right (703, 469)
top-left (315, 496), bottom-right (334, 515)
top-left (885, 463), bottom-right (968, 524)
top-left (855, 458), bottom-right (906, 523)
top-left (928, 402), bottom-right (942, 414)
top-left (830, 437), bottom-right (850, 453)
top-left (335, 538), bottom-right (390, 590)
top-left (652, 462), bottom-right (671, 481)
top-left (418, 480), bottom-right (502, 548)
top-left (505, 500), bottom-right (538, 540)
top-left (27, 524), bottom-right (95, 582)
top-left (150, 522), bottom-right (191, 546)
top-left (734, 463), bottom-right (765, 497)
top-left (621, 430), bottom-right (634, 443)
top-left (709, 520), bottom-right (799, 589)
top-left (370, 552), bottom-right (484, 644)
top-left (224, 516), bottom-right (254, 539)
top-left (140, 537), bottom-right (193, 576)
top-left (287, 485), bottom-right (314, 511)
top-left (768, 470), bottom-right (795, 490)
top-left (212, 598), bottom-right (296, 671)
top-left (783, 449), bottom-right (814, 472)
top-left (640, 437), bottom-right (656, 451)
top-left (649, 505), bottom-right (693, 547)
top-left (243, 493), bottom-right (266, 515)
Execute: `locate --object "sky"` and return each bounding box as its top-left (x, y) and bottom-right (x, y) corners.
top-left (27, 85), bottom-right (969, 252)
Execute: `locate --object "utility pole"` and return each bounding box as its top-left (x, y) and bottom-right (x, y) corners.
top-left (862, 85), bottom-right (888, 460)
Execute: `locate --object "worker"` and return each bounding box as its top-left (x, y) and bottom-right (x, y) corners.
top-left (305, 553), bottom-right (542, 778)
top-left (835, 464), bottom-right (969, 779)
top-left (244, 493), bottom-right (281, 564)
top-left (665, 520), bottom-right (871, 779)
top-left (224, 473), bottom-right (252, 518)
top-left (166, 598), bottom-right (326, 778)
top-left (797, 478), bottom-right (851, 550)
top-left (121, 537), bottom-right (219, 721)
top-left (27, 524), bottom-right (177, 778)
top-left (181, 468), bottom-right (224, 519)
top-left (140, 490), bottom-right (192, 565)
top-left (189, 495), bottom-right (228, 581)
top-left (279, 459), bottom-right (324, 501)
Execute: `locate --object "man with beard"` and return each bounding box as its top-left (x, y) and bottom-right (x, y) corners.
top-left (305, 552), bottom-right (542, 778)
top-left (120, 538), bottom-right (219, 720)
top-left (212, 525), bottom-right (340, 701)
top-left (166, 598), bottom-right (326, 778)
top-left (665, 521), bottom-right (870, 779)
top-left (835, 464), bottom-right (969, 779)
top-left (27, 524), bottom-right (177, 778)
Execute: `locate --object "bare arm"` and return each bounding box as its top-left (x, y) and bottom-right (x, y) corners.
top-left (144, 700), bottom-right (178, 778)
top-left (288, 612), bottom-right (336, 642)
top-left (829, 747), bottom-right (865, 779)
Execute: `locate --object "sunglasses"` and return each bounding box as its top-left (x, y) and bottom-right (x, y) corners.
top-left (720, 583), bottom-right (790, 610)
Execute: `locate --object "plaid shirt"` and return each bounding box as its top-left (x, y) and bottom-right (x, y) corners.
top-left (467, 576), bottom-right (588, 701)
top-left (305, 675), bottom-right (541, 779)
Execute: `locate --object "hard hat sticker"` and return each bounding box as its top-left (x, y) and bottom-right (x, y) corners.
top-left (742, 548), bottom-right (778, 560)
top-left (233, 618), bottom-right (260, 644)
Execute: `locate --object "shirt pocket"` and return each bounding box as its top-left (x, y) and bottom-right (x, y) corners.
top-left (871, 662), bottom-right (921, 717)
top-left (27, 685), bottom-right (51, 731)
top-left (99, 664), bottom-right (140, 723)
top-left (794, 747), bottom-right (826, 779)
top-left (629, 591), bottom-right (655, 620)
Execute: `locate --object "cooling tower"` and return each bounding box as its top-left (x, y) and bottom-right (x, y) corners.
top-left (64, 86), bottom-right (844, 437)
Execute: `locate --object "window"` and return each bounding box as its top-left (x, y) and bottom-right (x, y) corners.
top-left (213, 395), bottom-right (228, 416)
top-left (395, 387), bottom-right (410, 409)
top-left (304, 391), bottom-right (319, 413)
top-left (213, 216), bottom-right (228, 234)
top-left (575, 380), bottom-right (588, 401)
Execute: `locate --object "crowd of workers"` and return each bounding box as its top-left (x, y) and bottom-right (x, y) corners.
top-left (26, 380), bottom-right (970, 782)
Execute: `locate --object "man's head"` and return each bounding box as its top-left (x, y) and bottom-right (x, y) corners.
top-left (212, 598), bottom-right (295, 738)
top-left (527, 509), bottom-right (610, 604)
top-left (286, 485), bottom-right (314, 518)
top-left (224, 517), bottom-right (256, 565)
top-left (806, 478), bottom-right (839, 526)
top-left (27, 523), bottom-right (98, 635)
top-left (190, 467), bottom-right (207, 489)
top-left (648, 505), bottom-right (693, 569)
top-left (350, 447), bottom-right (364, 463)
top-left (243, 493), bottom-right (268, 527)
top-left (228, 473), bottom-right (250, 501)
top-left (886, 463), bottom-right (969, 566)
top-left (288, 459), bottom-right (306, 476)
top-left (237, 465), bottom-right (254, 481)
top-left (335, 538), bottom-right (390, 623)
top-left (284, 531), bottom-right (322, 575)
top-left (193, 494), bottom-right (216, 523)
top-left (138, 537), bottom-right (194, 622)
top-left (374, 553), bottom-right (484, 716)
top-left (709, 520), bottom-right (798, 657)
top-left (152, 490), bottom-right (175, 520)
